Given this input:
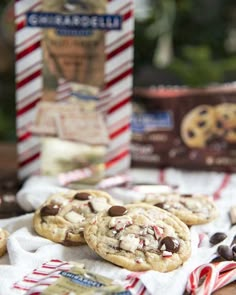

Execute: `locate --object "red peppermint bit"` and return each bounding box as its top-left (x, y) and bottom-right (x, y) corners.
top-left (114, 221), bottom-right (132, 232)
top-left (135, 257), bottom-right (144, 264)
top-left (153, 225), bottom-right (163, 240)
top-left (92, 217), bottom-right (97, 225)
top-left (139, 239), bottom-right (144, 247)
top-left (162, 250), bottom-right (173, 258)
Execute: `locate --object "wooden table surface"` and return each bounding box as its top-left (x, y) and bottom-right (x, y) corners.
top-left (0, 142), bottom-right (235, 294)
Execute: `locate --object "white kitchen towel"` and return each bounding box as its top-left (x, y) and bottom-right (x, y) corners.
top-left (0, 214), bottom-right (235, 295)
top-left (16, 176), bottom-right (69, 212)
top-left (17, 167), bottom-right (236, 211)
top-left (2, 167), bottom-right (235, 295)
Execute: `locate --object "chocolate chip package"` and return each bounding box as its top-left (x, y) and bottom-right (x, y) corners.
top-left (15, 0), bottom-right (134, 181)
top-left (131, 84), bottom-right (236, 172)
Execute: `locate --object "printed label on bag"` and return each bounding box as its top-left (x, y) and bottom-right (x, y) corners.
top-left (42, 266), bottom-right (131, 295)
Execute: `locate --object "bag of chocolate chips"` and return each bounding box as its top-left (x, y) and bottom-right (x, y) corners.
top-left (15, 0), bottom-right (134, 182)
top-left (131, 84), bottom-right (236, 172)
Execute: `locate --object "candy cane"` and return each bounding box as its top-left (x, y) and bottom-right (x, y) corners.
top-left (186, 264), bottom-right (218, 295)
top-left (214, 261), bottom-right (236, 291)
top-left (186, 261), bottom-right (236, 295)
top-left (96, 173), bottom-right (131, 189)
top-left (58, 166), bottom-right (95, 186)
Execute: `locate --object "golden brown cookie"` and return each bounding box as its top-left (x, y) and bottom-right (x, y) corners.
top-left (0, 228), bottom-right (9, 257)
top-left (84, 203), bottom-right (191, 272)
top-left (143, 193), bottom-right (218, 225)
top-left (33, 189), bottom-right (116, 245)
top-left (181, 105), bottom-right (216, 148)
top-left (215, 103), bottom-right (236, 143)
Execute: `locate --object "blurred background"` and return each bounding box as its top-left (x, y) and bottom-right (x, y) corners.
top-left (0, 0), bottom-right (236, 142)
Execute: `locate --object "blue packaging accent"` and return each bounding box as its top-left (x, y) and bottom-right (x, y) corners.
top-left (60, 271), bottom-right (104, 287)
top-left (26, 12), bottom-right (122, 31)
top-left (132, 111), bottom-right (173, 133)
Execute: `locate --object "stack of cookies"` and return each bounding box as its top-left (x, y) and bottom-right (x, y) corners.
top-left (32, 189), bottom-right (218, 272)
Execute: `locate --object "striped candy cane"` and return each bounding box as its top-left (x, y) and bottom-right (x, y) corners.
top-left (186, 261), bottom-right (236, 295)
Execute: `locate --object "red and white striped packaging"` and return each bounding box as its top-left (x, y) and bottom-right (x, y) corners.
top-left (13, 259), bottom-right (148, 295)
top-left (15, 0), bottom-right (134, 181)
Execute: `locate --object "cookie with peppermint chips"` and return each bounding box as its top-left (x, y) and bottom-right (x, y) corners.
top-left (84, 203), bottom-right (191, 272)
top-left (143, 193), bottom-right (218, 225)
top-left (0, 228), bottom-right (9, 257)
top-left (33, 190), bottom-right (116, 245)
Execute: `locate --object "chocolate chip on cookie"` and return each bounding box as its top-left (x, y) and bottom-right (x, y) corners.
top-left (210, 232), bottom-right (227, 245)
top-left (34, 190), bottom-right (116, 245)
top-left (154, 202), bottom-right (165, 209)
top-left (144, 193), bottom-right (218, 225)
top-left (74, 192), bottom-right (91, 201)
top-left (84, 204), bottom-right (191, 272)
top-left (40, 204), bottom-right (60, 216)
top-left (159, 236), bottom-right (180, 253)
top-left (108, 206), bottom-right (127, 217)
top-left (181, 194), bottom-right (192, 198)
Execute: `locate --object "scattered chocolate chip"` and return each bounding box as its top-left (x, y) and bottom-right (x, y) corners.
top-left (232, 245), bottom-right (236, 254)
top-left (187, 130), bottom-right (195, 138)
top-left (154, 202), bottom-right (165, 209)
top-left (198, 121), bottom-right (206, 128)
top-left (230, 235), bottom-right (236, 246)
top-left (210, 256), bottom-right (224, 263)
top-left (108, 206), bottom-right (127, 217)
top-left (210, 232), bottom-right (227, 245)
top-left (40, 204), bottom-right (60, 217)
top-left (217, 245), bottom-right (233, 261)
top-left (74, 192), bottom-right (90, 201)
top-left (159, 236), bottom-right (180, 253)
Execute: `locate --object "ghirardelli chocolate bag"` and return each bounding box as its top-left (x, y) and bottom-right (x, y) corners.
top-left (15, 0), bottom-right (134, 181)
top-left (131, 84), bottom-right (236, 172)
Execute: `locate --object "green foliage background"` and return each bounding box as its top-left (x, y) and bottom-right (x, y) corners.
top-left (135, 0), bottom-right (236, 86)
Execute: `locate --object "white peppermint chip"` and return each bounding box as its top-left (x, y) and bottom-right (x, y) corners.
top-left (139, 228), bottom-right (148, 235)
top-left (147, 228), bottom-right (154, 235)
top-left (119, 234), bottom-right (140, 253)
top-left (64, 211), bottom-right (85, 223)
top-left (51, 196), bottom-right (68, 206)
top-left (162, 250), bottom-right (172, 257)
top-left (89, 198), bottom-right (109, 212)
top-left (109, 216), bottom-right (133, 230)
top-left (160, 244), bottom-right (166, 251)
top-left (153, 226), bottom-right (164, 240)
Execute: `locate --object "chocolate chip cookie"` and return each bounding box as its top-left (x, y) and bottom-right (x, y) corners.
top-left (143, 193), bottom-right (218, 225)
top-left (33, 190), bottom-right (116, 245)
top-left (215, 103), bottom-right (236, 143)
top-left (0, 228), bottom-right (9, 257)
top-left (84, 204), bottom-right (191, 272)
top-left (181, 105), bottom-right (216, 148)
